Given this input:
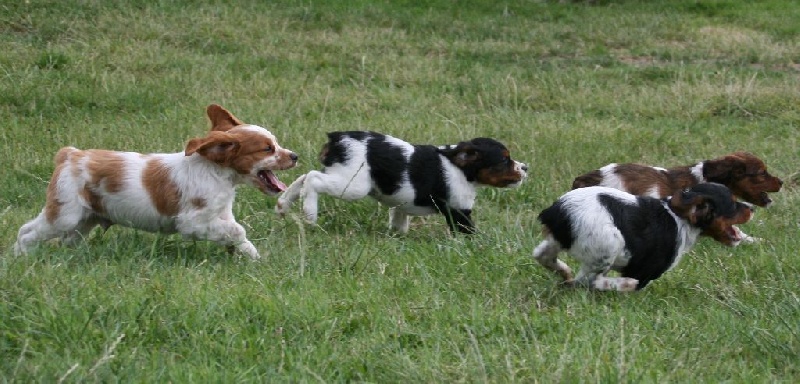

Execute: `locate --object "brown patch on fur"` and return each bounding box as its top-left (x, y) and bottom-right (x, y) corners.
top-left (667, 190), bottom-right (705, 225)
top-left (703, 204), bottom-right (754, 245)
top-left (669, 187), bottom-right (754, 245)
top-left (703, 152), bottom-right (782, 206)
top-left (471, 148), bottom-right (525, 187)
top-left (573, 152), bottom-right (783, 207)
top-left (85, 150), bottom-right (126, 194)
top-left (81, 185), bottom-right (105, 214)
top-left (45, 147), bottom-right (84, 223)
top-left (571, 170), bottom-right (603, 189)
top-left (142, 159), bottom-right (181, 216)
top-left (229, 131), bottom-right (284, 173)
top-left (190, 197), bottom-right (207, 209)
top-left (615, 164), bottom-right (673, 197)
top-left (186, 129), bottom-right (295, 173)
top-left (476, 165), bottom-right (525, 187)
top-left (184, 131), bottom-right (241, 165)
top-left (318, 142), bottom-right (330, 165)
top-left (206, 104), bottom-right (244, 132)
top-left (69, 150), bottom-right (86, 179)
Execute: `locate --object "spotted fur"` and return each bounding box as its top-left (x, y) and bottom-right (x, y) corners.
top-left (15, 105), bottom-right (297, 260)
top-left (276, 131), bottom-right (527, 234)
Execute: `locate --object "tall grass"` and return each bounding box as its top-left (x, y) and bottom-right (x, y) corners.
top-left (1, 0), bottom-right (799, 381)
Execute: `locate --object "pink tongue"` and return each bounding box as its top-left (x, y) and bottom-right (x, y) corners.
top-left (728, 227), bottom-right (742, 241)
top-left (265, 171), bottom-right (286, 191)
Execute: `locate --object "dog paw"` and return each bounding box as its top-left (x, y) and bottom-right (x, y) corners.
top-left (741, 235), bottom-right (762, 244)
top-left (617, 278), bottom-right (639, 292)
top-left (592, 277), bottom-right (638, 292)
top-left (274, 200), bottom-right (289, 217)
top-left (235, 241), bottom-right (261, 261)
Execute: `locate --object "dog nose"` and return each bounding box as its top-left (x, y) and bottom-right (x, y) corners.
top-left (522, 164), bottom-right (528, 172)
top-left (290, 152), bottom-right (298, 162)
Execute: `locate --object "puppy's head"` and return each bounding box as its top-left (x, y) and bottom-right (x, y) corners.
top-left (703, 152), bottom-right (783, 207)
top-left (439, 138), bottom-right (527, 188)
top-left (668, 182), bottom-right (754, 246)
top-left (184, 104), bottom-right (298, 195)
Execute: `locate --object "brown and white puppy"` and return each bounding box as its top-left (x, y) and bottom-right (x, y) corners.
top-left (533, 183), bottom-right (753, 291)
top-left (276, 131), bottom-right (527, 234)
top-left (14, 104), bottom-right (298, 260)
top-left (572, 152), bottom-right (782, 244)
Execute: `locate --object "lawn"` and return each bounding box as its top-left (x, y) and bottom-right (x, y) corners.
top-left (1, 0), bottom-right (799, 382)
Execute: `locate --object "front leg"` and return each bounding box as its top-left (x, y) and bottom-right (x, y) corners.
top-left (389, 208), bottom-right (410, 234)
top-left (441, 207), bottom-right (475, 234)
top-left (179, 218), bottom-right (260, 261)
top-left (275, 174), bottom-right (306, 217)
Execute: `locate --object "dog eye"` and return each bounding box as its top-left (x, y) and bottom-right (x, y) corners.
top-left (264, 145), bottom-right (273, 152)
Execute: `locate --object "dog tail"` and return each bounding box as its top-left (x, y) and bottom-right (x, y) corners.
top-left (537, 200), bottom-right (575, 250)
top-left (54, 146), bottom-right (79, 166)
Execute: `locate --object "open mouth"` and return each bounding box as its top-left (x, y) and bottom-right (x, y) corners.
top-left (725, 225), bottom-right (744, 245)
top-left (759, 192), bottom-right (773, 207)
top-left (255, 170), bottom-right (287, 195)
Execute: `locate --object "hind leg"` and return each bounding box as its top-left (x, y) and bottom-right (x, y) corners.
top-left (592, 275), bottom-right (639, 292)
top-left (59, 217), bottom-right (109, 246)
top-left (533, 234), bottom-right (573, 281)
top-left (299, 169), bottom-right (372, 223)
top-left (570, 256), bottom-right (637, 292)
top-left (14, 210), bottom-right (86, 255)
top-left (15, 192), bottom-right (96, 255)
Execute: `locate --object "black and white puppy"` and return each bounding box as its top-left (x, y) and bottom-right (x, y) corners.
top-left (533, 183), bottom-right (753, 291)
top-left (276, 131), bottom-right (527, 234)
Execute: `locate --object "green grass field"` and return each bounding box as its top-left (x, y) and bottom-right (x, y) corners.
top-left (2, 0), bottom-right (799, 381)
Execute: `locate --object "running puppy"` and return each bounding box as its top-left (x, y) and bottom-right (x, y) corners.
top-left (14, 104), bottom-right (298, 260)
top-left (533, 183), bottom-right (753, 291)
top-left (275, 131), bottom-right (527, 234)
top-left (572, 152), bottom-right (782, 243)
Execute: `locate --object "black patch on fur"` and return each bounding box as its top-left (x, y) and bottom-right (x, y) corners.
top-left (365, 134), bottom-right (406, 196)
top-left (320, 131), bottom-right (367, 167)
top-left (407, 145), bottom-right (475, 233)
top-left (408, 145), bottom-right (449, 207)
top-left (318, 131), bottom-right (509, 234)
top-left (597, 194), bottom-right (679, 289)
top-left (537, 199), bottom-right (574, 250)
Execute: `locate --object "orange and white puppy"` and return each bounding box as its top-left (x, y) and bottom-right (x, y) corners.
top-left (14, 104), bottom-right (298, 260)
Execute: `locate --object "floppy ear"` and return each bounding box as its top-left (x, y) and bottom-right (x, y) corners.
top-left (206, 104), bottom-right (245, 132)
top-left (185, 131), bottom-right (240, 164)
top-left (669, 190), bottom-right (715, 226)
top-left (731, 152), bottom-right (765, 175)
top-left (441, 144), bottom-right (480, 168)
top-left (704, 156), bottom-right (746, 183)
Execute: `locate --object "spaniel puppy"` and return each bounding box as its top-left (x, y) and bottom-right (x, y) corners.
top-left (533, 183), bottom-right (753, 291)
top-left (572, 152), bottom-right (782, 243)
top-left (14, 104), bottom-right (298, 260)
top-left (275, 131), bottom-right (527, 234)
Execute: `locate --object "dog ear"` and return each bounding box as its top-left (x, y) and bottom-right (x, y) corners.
top-left (206, 104), bottom-right (245, 132)
top-left (669, 190), bottom-right (713, 226)
top-left (440, 144), bottom-right (480, 168)
top-left (730, 152), bottom-right (766, 175)
top-left (704, 155), bottom-right (746, 183)
top-left (185, 131), bottom-right (241, 164)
